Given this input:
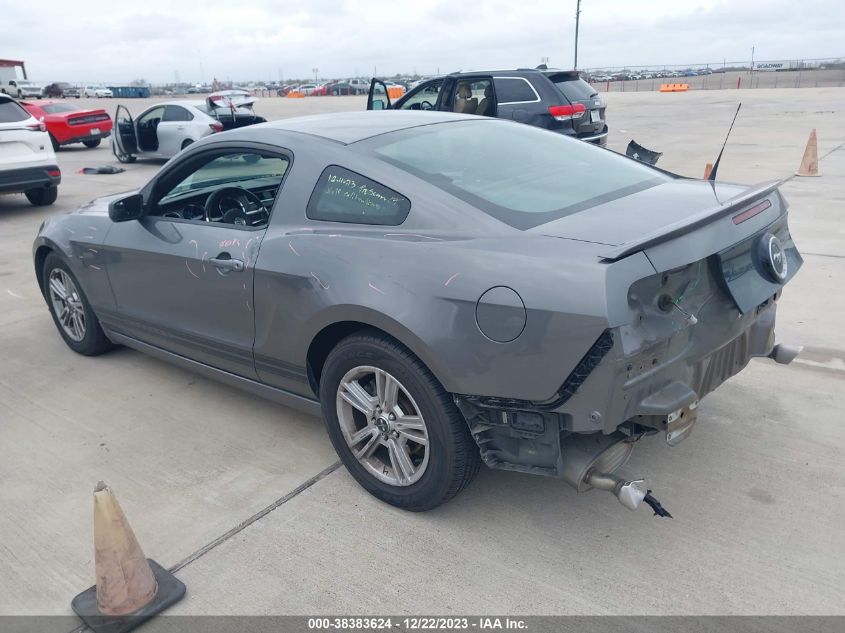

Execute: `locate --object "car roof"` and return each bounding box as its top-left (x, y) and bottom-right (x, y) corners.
top-left (443, 68), bottom-right (580, 78)
top-left (257, 110), bottom-right (479, 145)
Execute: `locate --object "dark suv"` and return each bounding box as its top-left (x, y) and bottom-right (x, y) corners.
top-left (367, 68), bottom-right (607, 146)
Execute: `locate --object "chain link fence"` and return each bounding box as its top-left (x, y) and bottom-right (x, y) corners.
top-left (581, 58), bottom-right (845, 92)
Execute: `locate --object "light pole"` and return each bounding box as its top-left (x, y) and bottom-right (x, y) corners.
top-left (312, 67), bottom-right (319, 84)
top-left (574, 0), bottom-right (582, 69)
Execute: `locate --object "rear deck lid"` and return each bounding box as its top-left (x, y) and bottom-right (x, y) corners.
top-left (533, 179), bottom-right (763, 246)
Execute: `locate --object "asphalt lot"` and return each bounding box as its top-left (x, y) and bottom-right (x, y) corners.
top-left (1, 89), bottom-right (844, 619)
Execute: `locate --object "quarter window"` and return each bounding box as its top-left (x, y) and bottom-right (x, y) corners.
top-left (0, 98), bottom-right (30, 123)
top-left (493, 77), bottom-right (538, 103)
top-left (163, 105), bottom-right (194, 122)
top-left (307, 166), bottom-right (410, 226)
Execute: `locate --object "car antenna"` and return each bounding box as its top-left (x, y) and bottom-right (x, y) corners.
top-left (708, 102), bottom-right (742, 181)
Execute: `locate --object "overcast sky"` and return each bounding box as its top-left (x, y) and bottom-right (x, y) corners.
top-left (3, 0), bottom-right (843, 84)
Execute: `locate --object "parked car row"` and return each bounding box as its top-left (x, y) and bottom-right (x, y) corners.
top-left (1, 81), bottom-right (115, 99)
top-left (587, 68), bottom-right (716, 82)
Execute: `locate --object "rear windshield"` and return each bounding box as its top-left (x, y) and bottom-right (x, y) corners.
top-left (371, 120), bottom-right (669, 230)
top-left (42, 103), bottom-right (79, 114)
top-left (548, 73), bottom-right (598, 101)
top-left (0, 99), bottom-right (30, 123)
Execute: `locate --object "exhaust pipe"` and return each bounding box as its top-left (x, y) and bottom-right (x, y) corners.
top-left (769, 343), bottom-right (802, 364)
top-left (561, 433), bottom-right (672, 517)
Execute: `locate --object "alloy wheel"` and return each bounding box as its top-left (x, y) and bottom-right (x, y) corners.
top-left (336, 366), bottom-right (430, 487)
top-left (48, 269), bottom-right (86, 342)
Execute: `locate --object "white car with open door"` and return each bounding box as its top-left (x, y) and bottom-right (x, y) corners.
top-left (111, 92), bottom-right (266, 163)
top-left (0, 94), bottom-right (61, 206)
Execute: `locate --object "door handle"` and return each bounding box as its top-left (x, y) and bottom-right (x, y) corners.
top-left (209, 254), bottom-right (245, 272)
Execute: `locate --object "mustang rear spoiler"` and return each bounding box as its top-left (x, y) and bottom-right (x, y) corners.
top-left (599, 180), bottom-right (783, 262)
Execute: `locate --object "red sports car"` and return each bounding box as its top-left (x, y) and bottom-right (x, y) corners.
top-left (21, 101), bottom-right (113, 151)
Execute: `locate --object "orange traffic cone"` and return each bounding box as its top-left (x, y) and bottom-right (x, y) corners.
top-left (71, 482), bottom-right (186, 633)
top-left (703, 162), bottom-right (713, 179)
top-left (796, 129), bottom-right (820, 176)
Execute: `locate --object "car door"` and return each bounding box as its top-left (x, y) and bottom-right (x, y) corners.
top-left (103, 144), bottom-right (292, 379)
top-left (157, 105), bottom-right (194, 157)
top-left (366, 79), bottom-right (392, 110)
top-left (135, 106), bottom-right (165, 154)
top-left (112, 105), bottom-right (138, 156)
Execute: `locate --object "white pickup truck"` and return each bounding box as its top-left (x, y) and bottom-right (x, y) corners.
top-left (1, 78), bottom-right (45, 99)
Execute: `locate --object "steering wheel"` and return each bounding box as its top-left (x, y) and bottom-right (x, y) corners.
top-left (420, 100), bottom-right (434, 111)
top-left (203, 186), bottom-right (267, 225)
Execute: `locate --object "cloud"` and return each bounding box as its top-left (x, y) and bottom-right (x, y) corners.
top-left (5, 0), bottom-right (844, 83)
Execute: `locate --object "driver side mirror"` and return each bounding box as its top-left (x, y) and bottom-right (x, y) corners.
top-left (109, 193), bottom-right (145, 222)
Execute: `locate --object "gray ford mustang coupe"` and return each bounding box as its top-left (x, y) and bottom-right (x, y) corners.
top-left (33, 111), bottom-right (802, 514)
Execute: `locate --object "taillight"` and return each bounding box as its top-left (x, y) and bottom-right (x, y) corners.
top-left (27, 121), bottom-right (47, 132)
top-left (548, 104), bottom-right (586, 121)
top-left (209, 121), bottom-right (224, 133)
top-left (48, 169), bottom-right (61, 177)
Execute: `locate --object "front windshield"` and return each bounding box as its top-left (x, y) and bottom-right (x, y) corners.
top-left (371, 120), bottom-right (670, 230)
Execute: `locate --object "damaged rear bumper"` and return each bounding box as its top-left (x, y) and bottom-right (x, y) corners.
top-left (455, 298), bottom-right (793, 479)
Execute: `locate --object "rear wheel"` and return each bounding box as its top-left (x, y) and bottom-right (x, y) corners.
top-left (25, 186), bottom-right (58, 206)
top-left (83, 139), bottom-right (101, 148)
top-left (42, 253), bottom-right (113, 356)
top-left (181, 139), bottom-right (194, 150)
top-left (49, 134), bottom-right (60, 151)
top-left (319, 332), bottom-right (480, 511)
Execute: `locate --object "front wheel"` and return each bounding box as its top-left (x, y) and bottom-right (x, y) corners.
top-left (42, 253), bottom-right (114, 356)
top-left (83, 139), bottom-right (101, 148)
top-left (319, 332), bottom-right (480, 511)
top-left (26, 186), bottom-right (58, 206)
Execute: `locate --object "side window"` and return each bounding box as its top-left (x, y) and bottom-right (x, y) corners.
top-left (493, 78), bottom-right (539, 104)
top-left (398, 80), bottom-right (443, 110)
top-left (163, 105), bottom-right (194, 122)
top-left (307, 166), bottom-right (411, 226)
top-left (138, 106), bottom-right (165, 126)
top-left (452, 78), bottom-right (494, 115)
top-left (155, 151), bottom-right (290, 228)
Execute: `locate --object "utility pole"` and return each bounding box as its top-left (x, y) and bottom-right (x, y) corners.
top-left (574, 0), bottom-right (582, 69)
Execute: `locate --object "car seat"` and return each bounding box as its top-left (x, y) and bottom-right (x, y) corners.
top-left (453, 82), bottom-right (478, 114)
top-left (475, 85), bottom-right (494, 117)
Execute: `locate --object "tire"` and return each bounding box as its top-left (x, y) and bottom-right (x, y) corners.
top-left (49, 134), bottom-right (60, 152)
top-left (25, 186), bottom-right (58, 206)
top-left (42, 253), bottom-right (114, 356)
top-left (83, 139), bottom-right (101, 148)
top-left (181, 139), bottom-right (194, 150)
top-left (319, 332), bottom-right (480, 511)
